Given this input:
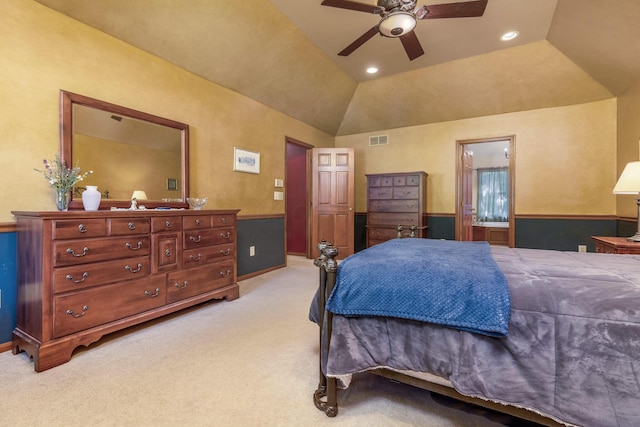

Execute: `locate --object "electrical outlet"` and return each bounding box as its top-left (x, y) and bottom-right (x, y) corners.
top-left (578, 245), bottom-right (587, 253)
top-left (249, 246), bottom-right (255, 257)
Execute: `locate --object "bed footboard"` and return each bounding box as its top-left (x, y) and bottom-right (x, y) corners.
top-left (313, 241), bottom-right (339, 417)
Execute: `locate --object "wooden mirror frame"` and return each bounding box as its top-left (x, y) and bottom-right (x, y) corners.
top-left (60, 90), bottom-right (189, 210)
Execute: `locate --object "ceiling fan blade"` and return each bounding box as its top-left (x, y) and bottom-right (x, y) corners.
top-left (338, 26), bottom-right (379, 57)
top-left (417, 0), bottom-right (488, 19)
top-left (321, 0), bottom-right (383, 14)
top-left (399, 31), bottom-right (425, 60)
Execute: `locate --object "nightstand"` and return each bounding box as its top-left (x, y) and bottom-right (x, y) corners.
top-left (591, 236), bottom-right (640, 254)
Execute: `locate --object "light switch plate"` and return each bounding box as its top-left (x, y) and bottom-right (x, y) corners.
top-left (274, 191), bottom-right (284, 200)
top-left (274, 178), bottom-right (284, 188)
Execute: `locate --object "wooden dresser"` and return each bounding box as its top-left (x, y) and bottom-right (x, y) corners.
top-left (366, 172), bottom-right (428, 247)
top-left (11, 209), bottom-right (239, 372)
top-left (592, 236), bottom-right (640, 254)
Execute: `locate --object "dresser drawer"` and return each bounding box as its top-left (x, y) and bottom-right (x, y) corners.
top-left (167, 261), bottom-right (234, 303)
top-left (53, 219), bottom-right (107, 240)
top-left (368, 187), bottom-right (393, 200)
top-left (54, 236), bottom-right (151, 266)
top-left (151, 216), bottom-right (182, 232)
top-left (53, 256), bottom-right (150, 293)
top-left (109, 218), bottom-right (150, 235)
top-left (367, 227), bottom-right (398, 241)
top-left (184, 228), bottom-right (235, 249)
top-left (212, 214), bottom-right (236, 227)
top-left (183, 215), bottom-right (213, 230)
top-left (53, 276), bottom-right (165, 338)
top-left (367, 212), bottom-right (420, 226)
top-left (393, 186), bottom-right (419, 199)
top-left (183, 243), bottom-right (234, 268)
top-left (369, 199), bottom-right (420, 213)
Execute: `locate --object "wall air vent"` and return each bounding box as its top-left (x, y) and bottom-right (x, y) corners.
top-left (369, 135), bottom-right (388, 146)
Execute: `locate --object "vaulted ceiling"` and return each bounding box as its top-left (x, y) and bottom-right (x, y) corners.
top-left (34, 0), bottom-right (640, 136)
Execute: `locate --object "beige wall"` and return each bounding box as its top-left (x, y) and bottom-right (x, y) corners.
top-left (616, 79), bottom-right (640, 218)
top-left (0, 0), bottom-right (333, 222)
top-left (336, 99), bottom-right (618, 216)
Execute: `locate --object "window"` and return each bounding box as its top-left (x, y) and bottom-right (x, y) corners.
top-left (477, 168), bottom-right (509, 222)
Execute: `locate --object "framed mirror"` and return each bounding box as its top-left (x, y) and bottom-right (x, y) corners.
top-left (60, 90), bottom-right (189, 210)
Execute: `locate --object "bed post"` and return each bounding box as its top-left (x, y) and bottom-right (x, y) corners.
top-left (313, 241), bottom-right (339, 417)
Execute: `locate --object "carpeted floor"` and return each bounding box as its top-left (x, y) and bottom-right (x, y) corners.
top-left (0, 256), bottom-right (540, 426)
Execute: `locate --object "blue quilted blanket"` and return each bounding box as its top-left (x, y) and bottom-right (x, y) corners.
top-left (325, 239), bottom-right (511, 337)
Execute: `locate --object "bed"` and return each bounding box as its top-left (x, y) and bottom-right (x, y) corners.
top-left (310, 238), bottom-right (640, 427)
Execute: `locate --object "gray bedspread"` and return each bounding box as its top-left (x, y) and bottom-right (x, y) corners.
top-left (312, 246), bottom-right (640, 427)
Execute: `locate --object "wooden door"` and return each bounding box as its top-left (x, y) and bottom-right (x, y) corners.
top-left (310, 148), bottom-right (355, 259)
top-left (461, 149), bottom-right (473, 241)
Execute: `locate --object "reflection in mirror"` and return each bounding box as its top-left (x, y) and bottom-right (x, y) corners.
top-left (60, 90), bottom-right (189, 210)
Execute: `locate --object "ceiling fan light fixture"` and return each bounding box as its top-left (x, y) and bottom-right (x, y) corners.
top-left (379, 11), bottom-right (416, 38)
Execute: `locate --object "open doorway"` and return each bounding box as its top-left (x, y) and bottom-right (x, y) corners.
top-left (456, 136), bottom-right (515, 247)
top-left (285, 138), bottom-right (312, 257)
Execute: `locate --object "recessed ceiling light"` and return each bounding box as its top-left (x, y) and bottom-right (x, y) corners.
top-left (366, 66), bottom-right (379, 74)
top-left (501, 31), bottom-right (519, 42)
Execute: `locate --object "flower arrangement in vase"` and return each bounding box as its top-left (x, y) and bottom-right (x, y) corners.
top-left (35, 154), bottom-right (93, 211)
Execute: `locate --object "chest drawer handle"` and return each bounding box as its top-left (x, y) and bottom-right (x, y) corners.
top-left (190, 253), bottom-right (202, 261)
top-left (219, 269), bottom-right (231, 277)
top-left (126, 241), bottom-right (143, 251)
top-left (66, 247), bottom-right (89, 257)
top-left (165, 221), bottom-right (173, 228)
top-left (220, 232), bottom-right (231, 239)
top-left (66, 272), bottom-right (89, 284)
top-left (125, 263), bottom-right (143, 273)
top-left (128, 222), bottom-right (136, 230)
top-left (221, 217), bottom-right (227, 223)
top-left (190, 235), bottom-right (202, 243)
top-left (220, 249), bottom-right (231, 256)
top-left (78, 224), bottom-right (87, 233)
top-left (66, 305), bottom-right (89, 318)
top-left (195, 219), bottom-right (201, 225)
top-left (144, 288), bottom-right (160, 298)
top-left (174, 281), bottom-right (188, 290)
top-left (165, 249), bottom-right (172, 257)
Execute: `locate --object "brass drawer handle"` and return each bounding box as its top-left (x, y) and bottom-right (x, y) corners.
top-left (190, 253), bottom-right (202, 261)
top-left (78, 224), bottom-right (87, 233)
top-left (220, 249), bottom-right (231, 256)
top-left (126, 241), bottom-right (143, 251)
top-left (66, 272), bottom-right (88, 284)
top-left (190, 235), bottom-right (202, 243)
top-left (66, 305), bottom-right (89, 318)
top-left (174, 281), bottom-right (188, 290)
top-left (66, 247), bottom-right (89, 257)
top-left (219, 269), bottom-right (231, 277)
top-left (220, 232), bottom-right (231, 239)
top-left (125, 263), bottom-right (143, 273)
top-left (165, 249), bottom-right (172, 257)
top-left (221, 217), bottom-right (227, 223)
top-left (128, 222), bottom-right (136, 230)
top-left (195, 219), bottom-right (201, 225)
top-left (144, 288), bottom-right (160, 298)
top-left (165, 221), bottom-right (173, 228)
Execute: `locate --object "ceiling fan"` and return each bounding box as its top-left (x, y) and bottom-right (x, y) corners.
top-left (321, 0), bottom-right (488, 60)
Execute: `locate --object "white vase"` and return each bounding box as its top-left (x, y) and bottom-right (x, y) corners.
top-left (82, 186), bottom-right (101, 211)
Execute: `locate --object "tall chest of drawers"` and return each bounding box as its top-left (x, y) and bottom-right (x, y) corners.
top-left (11, 209), bottom-right (239, 372)
top-left (366, 172), bottom-right (428, 247)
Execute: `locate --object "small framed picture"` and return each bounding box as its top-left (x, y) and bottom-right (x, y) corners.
top-left (233, 147), bottom-right (260, 174)
top-left (166, 178), bottom-right (178, 191)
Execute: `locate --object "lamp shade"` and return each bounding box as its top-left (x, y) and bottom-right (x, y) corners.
top-left (131, 190), bottom-right (148, 200)
top-left (613, 162), bottom-right (640, 194)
